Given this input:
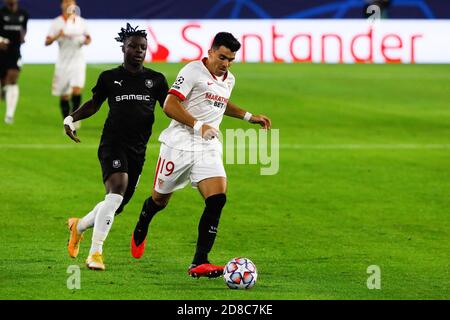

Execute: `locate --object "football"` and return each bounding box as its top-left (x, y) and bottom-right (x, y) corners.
top-left (223, 257), bottom-right (258, 289)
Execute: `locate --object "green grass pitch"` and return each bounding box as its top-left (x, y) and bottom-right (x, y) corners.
top-left (0, 63), bottom-right (449, 299)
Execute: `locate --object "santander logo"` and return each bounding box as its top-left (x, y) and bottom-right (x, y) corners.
top-left (144, 22), bottom-right (426, 64)
top-left (146, 27), bottom-right (170, 62)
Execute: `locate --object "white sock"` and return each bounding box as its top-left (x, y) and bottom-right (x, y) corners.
top-left (5, 84), bottom-right (19, 119)
top-left (77, 201), bottom-right (103, 233)
top-left (89, 193), bottom-right (123, 255)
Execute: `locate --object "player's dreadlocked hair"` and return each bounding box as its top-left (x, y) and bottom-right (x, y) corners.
top-left (115, 23), bottom-right (147, 43)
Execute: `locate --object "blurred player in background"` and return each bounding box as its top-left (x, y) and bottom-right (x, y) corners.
top-left (45, 0), bottom-right (91, 130)
top-left (63, 24), bottom-right (169, 271)
top-left (0, 0), bottom-right (28, 124)
top-left (130, 32), bottom-right (272, 278)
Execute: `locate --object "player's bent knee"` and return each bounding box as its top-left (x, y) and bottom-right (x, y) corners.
top-left (106, 181), bottom-right (128, 196)
top-left (205, 193), bottom-right (227, 212)
top-left (105, 173), bottom-right (129, 195)
top-left (110, 185), bottom-right (127, 195)
top-left (6, 70), bottom-right (19, 84)
top-left (152, 197), bottom-right (169, 208)
top-left (152, 191), bottom-right (171, 208)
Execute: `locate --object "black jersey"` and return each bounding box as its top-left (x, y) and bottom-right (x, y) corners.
top-left (0, 6), bottom-right (28, 53)
top-left (92, 65), bottom-right (169, 157)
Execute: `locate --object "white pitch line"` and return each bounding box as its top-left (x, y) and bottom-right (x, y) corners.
top-left (1, 143), bottom-right (450, 150)
top-left (0, 144), bottom-right (98, 149)
top-left (278, 144), bottom-right (450, 150)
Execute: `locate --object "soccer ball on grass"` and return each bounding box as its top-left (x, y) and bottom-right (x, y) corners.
top-left (223, 257), bottom-right (257, 289)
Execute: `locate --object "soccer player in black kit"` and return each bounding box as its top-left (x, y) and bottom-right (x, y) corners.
top-left (0, 0), bottom-right (29, 124)
top-left (64, 24), bottom-right (169, 271)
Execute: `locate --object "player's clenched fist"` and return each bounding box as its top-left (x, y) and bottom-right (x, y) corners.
top-left (63, 115), bottom-right (80, 143)
top-left (193, 120), bottom-right (218, 140)
top-left (201, 124), bottom-right (219, 140)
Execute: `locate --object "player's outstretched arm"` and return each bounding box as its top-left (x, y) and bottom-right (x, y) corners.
top-left (225, 101), bottom-right (272, 129)
top-left (63, 97), bottom-right (103, 143)
top-left (163, 94), bottom-right (219, 140)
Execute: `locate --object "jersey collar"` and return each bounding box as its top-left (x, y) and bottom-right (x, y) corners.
top-left (120, 64), bottom-right (145, 76)
top-left (201, 57), bottom-right (228, 81)
top-left (61, 14), bottom-right (77, 23)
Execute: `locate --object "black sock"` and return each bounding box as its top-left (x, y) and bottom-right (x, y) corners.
top-left (133, 197), bottom-right (165, 246)
top-left (60, 99), bottom-right (70, 118)
top-left (71, 94), bottom-right (81, 113)
top-left (192, 194), bottom-right (226, 265)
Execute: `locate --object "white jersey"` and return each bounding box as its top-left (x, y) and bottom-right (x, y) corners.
top-left (159, 58), bottom-right (236, 151)
top-left (47, 15), bottom-right (89, 68)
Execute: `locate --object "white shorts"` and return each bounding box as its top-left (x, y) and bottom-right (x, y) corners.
top-left (52, 63), bottom-right (86, 96)
top-left (153, 143), bottom-right (226, 194)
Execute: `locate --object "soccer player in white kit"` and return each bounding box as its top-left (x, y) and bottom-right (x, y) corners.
top-left (45, 0), bottom-right (91, 126)
top-left (130, 32), bottom-right (272, 278)
top-left (0, 0), bottom-right (29, 125)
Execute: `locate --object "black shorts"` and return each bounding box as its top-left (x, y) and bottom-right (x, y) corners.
top-left (98, 145), bottom-right (145, 214)
top-left (0, 50), bottom-right (21, 79)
